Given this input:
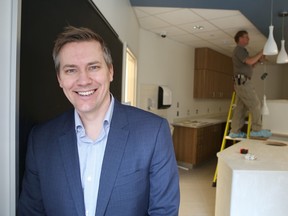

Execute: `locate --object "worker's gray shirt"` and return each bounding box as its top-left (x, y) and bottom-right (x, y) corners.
top-left (232, 45), bottom-right (253, 78)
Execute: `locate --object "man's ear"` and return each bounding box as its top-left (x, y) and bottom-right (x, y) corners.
top-left (57, 75), bottom-right (63, 88)
top-left (109, 66), bottom-right (114, 82)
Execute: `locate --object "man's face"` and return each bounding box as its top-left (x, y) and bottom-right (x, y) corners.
top-left (239, 34), bottom-right (250, 46)
top-left (57, 41), bottom-right (113, 116)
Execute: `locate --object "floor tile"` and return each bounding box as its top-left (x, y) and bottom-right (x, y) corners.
top-left (179, 157), bottom-right (217, 216)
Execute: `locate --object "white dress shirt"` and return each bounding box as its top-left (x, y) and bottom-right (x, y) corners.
top-left (75, 97), bottom-right (114, 216)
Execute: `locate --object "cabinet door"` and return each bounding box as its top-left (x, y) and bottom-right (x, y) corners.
top-left (195, 124), bottom-right (223, 165)
top-left (194, 48), bottom-right (233, 99)
top-left (195, 48), bottom-right (224, 72)
top-left (194, 70), bottom-right (234, 99)
top-left (172, 123), bottom-right (225, 166)
top-left (205, 70), bottom-right (216, 98)
top-left (215, 72), bottom-right (234, 98)
top-left (194, 127), bottom-right (206, 164)
top-left (221, 73), bottom-right (234, 98)
top-left (209, 124), bottom-right (223, 154)
top-left (194, 69), bottom-right (216, 98)
top-left (195, 48), bottom-right (208, 70)
top-left (194, 69), bottom-right (206, 98)
top-left (173, 126), bottom-right (197, 164)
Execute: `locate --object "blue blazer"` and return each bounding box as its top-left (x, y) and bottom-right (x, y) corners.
top-left (18, 100), bottom-right (180, 216)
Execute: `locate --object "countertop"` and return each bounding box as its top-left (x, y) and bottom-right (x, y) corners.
top-left (217, 139), bottom-right (288, 171)
top-left (172, 114), bottom-right (227, 128)
top-left (215, 139), bottom-right (288, 216)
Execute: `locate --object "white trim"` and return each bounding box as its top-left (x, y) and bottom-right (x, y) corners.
top-left (121, 42), bottom-right (128, 103)
top-left (10, 0), bottom-right (21, 214)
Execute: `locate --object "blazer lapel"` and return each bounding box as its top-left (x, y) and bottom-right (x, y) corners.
top-left (58, 114), bottom-right (85, 216)
top-left (95, 102), bottom-right (129, 216)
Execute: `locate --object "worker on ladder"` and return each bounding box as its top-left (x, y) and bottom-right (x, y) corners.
top-left (228, 30), bottom-right (272, 139)
top-left (212, 30), bottom-right (272, 187)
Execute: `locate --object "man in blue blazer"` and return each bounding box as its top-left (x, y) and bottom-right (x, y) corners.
top-left (18, 26), bottom-right (180, 216)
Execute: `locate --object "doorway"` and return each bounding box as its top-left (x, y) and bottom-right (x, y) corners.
top-left (123, 46), bottom-right (137, 106)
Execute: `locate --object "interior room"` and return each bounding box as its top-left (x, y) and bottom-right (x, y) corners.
top-left (1, 0), bottom-right (288, 215)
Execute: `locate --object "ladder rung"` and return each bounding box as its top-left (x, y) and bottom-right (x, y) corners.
top-left (224, 136), bottom-right (247, 141)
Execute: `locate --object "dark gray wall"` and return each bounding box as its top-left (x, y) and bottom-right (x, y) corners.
top-left (19, 0), bottom-right (123, 198)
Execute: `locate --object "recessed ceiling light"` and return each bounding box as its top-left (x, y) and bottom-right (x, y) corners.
top-left (193, 25), bottom-right (204, 30)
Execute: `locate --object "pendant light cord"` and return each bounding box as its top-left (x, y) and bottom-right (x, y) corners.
top-left (261, 63), bottom-right (268, 95)
top-left (270, 0), bottom-right (273, 25)
top-left (282, 15), bottom-right (285, 40)
top-left (264, 64), bottom-right (266, 93)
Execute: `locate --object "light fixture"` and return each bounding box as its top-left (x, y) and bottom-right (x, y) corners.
top-left (263, 0), bottom-right (278, 55)
top-left (276, 11), bottom-right (288, 64)
top-left (261, 64), bottom-right (269, 115)
top-left (193, 25), bottom-right (204, 30)
top-left (262, 95), bottom-right (269, 115)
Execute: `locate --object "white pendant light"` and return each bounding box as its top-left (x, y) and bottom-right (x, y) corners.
top-left (261, 64), bottom-right (269, 115)
top-left (276, 12), bottom-right (288, 64)
top-left (277, 40), bottom-right (288, 63)
top-left (262, 95), bottom-right (270, 115)
top-left (263, 26), bottom-right (278, 55)
top-left (263, 0), bottom-right (278, 56)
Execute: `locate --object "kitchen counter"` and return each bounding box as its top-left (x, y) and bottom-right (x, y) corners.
top-left (172, 115), bottom-right (227, 128)
top-left (172, 115), bottom-right (226, 167)
top-left (215, 139), bottom-right (288, 216)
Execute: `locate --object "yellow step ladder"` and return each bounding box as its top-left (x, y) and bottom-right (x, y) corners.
top-left (212, 91), bottom-right (251, 187)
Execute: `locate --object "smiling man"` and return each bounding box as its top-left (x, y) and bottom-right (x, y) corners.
top-left (18, 26), bottom-right (180, 216)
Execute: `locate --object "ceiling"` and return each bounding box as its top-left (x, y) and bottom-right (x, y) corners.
top-left (130, 0), bottom-right (288, 62)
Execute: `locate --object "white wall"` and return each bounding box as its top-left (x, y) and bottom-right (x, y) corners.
top-left (281, 64), bottom-right (288, 98)
top-left (0, 0), bottom-right (20, 215)
top-left (92, 0), bottom-right (140, 56)
top-left (137, 28), bottom-right (230, 123)
top-left (252, 63), bottom-right (288, 100)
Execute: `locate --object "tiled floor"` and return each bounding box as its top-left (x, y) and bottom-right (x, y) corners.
top-left (178, 157), bottom-right (217, 216)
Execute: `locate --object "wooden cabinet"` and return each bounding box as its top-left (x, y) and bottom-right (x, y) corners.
top-left (217, 72), bottom-right (234, 98)
top-left (173, 126), bottom-right (197, 165)
top-left (195, 47), bottom-right (233, 73)
top-left (194, 48), bottom-right (234, 99)
top-left (173, 123), bottom-right (224, 166)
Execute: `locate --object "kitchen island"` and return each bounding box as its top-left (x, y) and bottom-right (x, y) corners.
top-left (215, 139), bottom-right (288, 216)
top-left (172, 116), bottom-right (226, 168)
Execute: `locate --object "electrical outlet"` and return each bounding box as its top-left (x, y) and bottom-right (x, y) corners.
top-left (196, 109), bottom-right (198, 114)
top-left (177, 111), bottom-right (179, 116)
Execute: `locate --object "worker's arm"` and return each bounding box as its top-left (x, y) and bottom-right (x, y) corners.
top-left (245, 50), bottom-right (264, 65)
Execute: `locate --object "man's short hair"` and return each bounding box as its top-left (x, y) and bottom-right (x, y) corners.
top-left (52, 26), bottom-right (113, 74)
top-left (234, 30), bottom-right (248, 43)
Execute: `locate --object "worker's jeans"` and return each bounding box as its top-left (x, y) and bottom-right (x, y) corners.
top-left (231, 79), bottom-right (262, 133)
